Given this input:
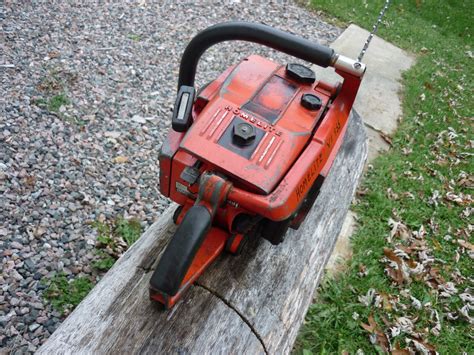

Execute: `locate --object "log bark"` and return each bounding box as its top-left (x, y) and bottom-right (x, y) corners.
top-left (38, 110), bottom-right (367, 355)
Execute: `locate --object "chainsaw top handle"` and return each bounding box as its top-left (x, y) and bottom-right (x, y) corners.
top-left (178, 21), bottom-right (337, 89)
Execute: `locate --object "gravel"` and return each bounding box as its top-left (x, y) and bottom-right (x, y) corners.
top-left (1, 1), bottom-right (341, 352)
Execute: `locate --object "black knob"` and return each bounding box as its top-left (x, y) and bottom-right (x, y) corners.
top-left (286, 63), bottom-right (316, 84)
top-left (301, 94), bottom-right (322, 111)
top-left (232, 122), bottom-right (256, 146)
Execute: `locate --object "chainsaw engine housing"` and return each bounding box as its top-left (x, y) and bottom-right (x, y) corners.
top-left (150, 21), bottom-right (363, 308)
top-left (160, 54), bottom-right (346, 226)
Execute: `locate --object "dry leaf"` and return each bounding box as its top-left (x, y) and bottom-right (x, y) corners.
top-left (358, 264), bottom-right (368, 277)
top-left (384, 248), bottom-right (403, 264)
top-left (387, 188), bottom-right (399, 200)
top-left (356, 187), bottom-right (369, 197)
top-left (388, 218), bottom-right (411, 242)
top-left (392, 348), bottom-right (410, 355)
top-left (112, 156), bottom-right (129, 164)
top-left (359, 288), bottom-right (377, 306)
top-left (360, 315), bottom-right (377, 333)
top-left (380, 132), bottom-right (393, 145)
top-left (407, 337), bottom-right (437, 354)
top-left (24, 175), bottom-right (36, 186)
top-left (445, 191), bottom-right (473, 206)
top-left (360, 315), bottom-right (390, 352)
top-left (438, 282), bottom-right (458, 297)
top-left (48, 50), bottom-right (60, 58)
top-left (380, 292), bottom-right (393, 311)
top-left (457, 239), bottom-right (474, 251)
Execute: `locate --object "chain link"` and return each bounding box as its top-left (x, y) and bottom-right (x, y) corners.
top-left (357, 0), bottom-right (392, 62)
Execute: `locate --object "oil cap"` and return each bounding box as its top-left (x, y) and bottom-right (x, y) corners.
top-left (286, 63), bottom-right (316, 84)
top-left (301, 94), bottom-right (322, 111)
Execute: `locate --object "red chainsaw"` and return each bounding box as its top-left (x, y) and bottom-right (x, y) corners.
top-left (149, 21), bottom-right (366, 308)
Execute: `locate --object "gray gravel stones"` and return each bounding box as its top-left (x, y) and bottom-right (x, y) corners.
top-left (1, 1), bottom-right (341, 352)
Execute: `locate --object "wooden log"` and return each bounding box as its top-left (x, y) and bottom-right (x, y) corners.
top-left (38, 110), bottom-right (367, 355)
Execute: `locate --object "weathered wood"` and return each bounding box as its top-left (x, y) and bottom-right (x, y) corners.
top-left (38, 111), bottom-right (367, 355)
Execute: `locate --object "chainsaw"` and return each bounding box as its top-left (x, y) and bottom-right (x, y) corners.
top-left (149, 21), bottom-right (368, 308)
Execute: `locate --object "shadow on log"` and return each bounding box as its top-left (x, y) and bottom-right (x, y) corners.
top-left (38, 110), bottom-right (367, 355)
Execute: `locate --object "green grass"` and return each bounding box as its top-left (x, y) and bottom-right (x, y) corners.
top-left (48, 93), bottom-right (70, 112)
top-left (32, 94), bottom-right (70, 113)
top-left (298, 0), bottom-right (473, 353)
top-left (115, 217), bottom-right (142, 246)
top-left (44, 273), bottom-right (94, 315)
top-left (33, 68), bottom-right (85, 123)
top-left (92, 251), bottom-right (116, 271)
top-left (42, 217), bottom-right (142, 312)
top-left (92, 217), bottom-right (142, 272)
top-left (128, 33), bottom-right (141, 41)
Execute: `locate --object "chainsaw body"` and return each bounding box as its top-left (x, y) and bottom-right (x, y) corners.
top-left (150, 22), bottom-right (365, 308)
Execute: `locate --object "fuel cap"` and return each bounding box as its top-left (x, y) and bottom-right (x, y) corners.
top-left (301, 94), bottom-right (322, 111)
top-left (232, 122), bottom-right (256, 146)
top-left (286, 63), bottom-right (316, 84)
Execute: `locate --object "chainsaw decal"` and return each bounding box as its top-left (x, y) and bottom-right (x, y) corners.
top-left (295, 152), bottom-right (324, 201)
top-left (257, 136), bottom-right (276, 164)
top-left (199, 108), bottom-right (222, 136)
top-left (224, 105), bottom-right (283, 137)
top-left (265, 139), bottom-right (283, 168)
top-left (325, 117), bottom-right (342, 149)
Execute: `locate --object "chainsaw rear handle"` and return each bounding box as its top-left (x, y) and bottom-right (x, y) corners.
top-left (149, 205), bottom-right (212, 296)
top-left (178, 21), bottom-right (336, 89)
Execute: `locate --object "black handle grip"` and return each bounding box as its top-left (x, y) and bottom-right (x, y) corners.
top-left (150, 205), bottom-right (212, 296)
top-left (178, 21), bottom-right (336, 89)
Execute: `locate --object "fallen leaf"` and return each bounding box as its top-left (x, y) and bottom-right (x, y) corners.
top-left (360, 315), bottom-right (377, 333)
top-left (401, 191), bottom-right (415, 199)
top-left (356, 187), bottom-right (369, 197)
top-left (459, 304), bottom-right (474, 324)
top-left (358, 264), bottom-right (368, 277)
top-left (380, 292), bottom-right (393, 311)
top-left (380, 132), bottom-right (393, 145)
top-left (384, 248), bottom-right (402, 264)
top-left (385, 265), bottom-right (404, 285)
top-left (457, 173), bottom-right (474, 188)
top-left (430, 309), bottom-right (441, 336)
top-left (44, 50), bottom-right (61, 60)
top-left (359, 288), bottom-right (377, 306)
top-left (457, 239), bottom-right (474, 251)
top-left (112, 156), bottom-right (129, 164)
top-left (360, 315), bottom-right (390, 352)
top-left (387, 188), bottom-right (399, 200)
top-left (426, 267), bottom-right (445, 288)
top-left (407, 338), bottom-right (437, 354)
top-left (438, 282), bottom-right (458, 297)
top-left (392, 347), bottom-right (410, 355)
top-left (432, 239), bottom-right (442, 250)
top-left (388, 218), bottom-right (411, 242)
top-left (24, 175), bottom-right (36, 186)
top-left (410, 295), bottom-right (422, 310)
top-left (445, 191), bottom-right (472, 206)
